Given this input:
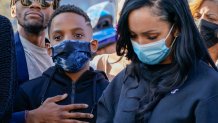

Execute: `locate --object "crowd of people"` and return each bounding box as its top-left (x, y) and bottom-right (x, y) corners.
top-left (0, 0), bottom-right (218, 123)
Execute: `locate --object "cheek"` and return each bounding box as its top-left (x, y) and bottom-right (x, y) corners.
top-left (43, 9), bottom-right (53, 22)
top-left (16, 8), bottom-right (24, 19)
top-left (51, 41), bottom-right (59, 46)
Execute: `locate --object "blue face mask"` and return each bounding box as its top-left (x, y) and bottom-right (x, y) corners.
top-left (131, 25), bottom-right (176, 65)
top-left (52, 40), bottom-right (92, 73)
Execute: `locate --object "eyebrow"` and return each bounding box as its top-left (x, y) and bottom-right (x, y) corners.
top-left (206, 13), bottom-right (218, 18)
top-left (51, 27), bottom-right (84, 34)
top-left (130, 30), bottom-right (160, 34)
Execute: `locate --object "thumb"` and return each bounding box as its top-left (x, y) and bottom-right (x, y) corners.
top-left (43, 93), bottom-right (68, 104)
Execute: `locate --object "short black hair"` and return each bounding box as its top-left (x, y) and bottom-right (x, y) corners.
top-left (47, 4), bottom-right (91, 34)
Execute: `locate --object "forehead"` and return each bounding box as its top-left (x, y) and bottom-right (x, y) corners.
top-left (199, 1), bottom-right (218, 14)
top-left (50, 12), bottom-right (90, 32)
top-left (128, 7), bottom-right (169, 33)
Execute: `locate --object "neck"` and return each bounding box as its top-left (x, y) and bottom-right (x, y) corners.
top-left (208, 44), bottom-right (218, 63)
top-left (18, 25), bottom-right (46, 47)
top-left (65, 63), bottom-right (90, 83)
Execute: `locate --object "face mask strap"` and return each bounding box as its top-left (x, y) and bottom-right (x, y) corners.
top-left (170, 35), bottom-right (178, 48)
top-left (165, 24), bottom-right (175, 41)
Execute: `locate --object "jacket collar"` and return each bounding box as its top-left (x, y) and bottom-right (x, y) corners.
top-left (42, 66), bottom-right (106, 87)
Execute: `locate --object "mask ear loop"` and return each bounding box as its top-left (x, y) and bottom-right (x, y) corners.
top-left (170, 35), bottom-right (179, 48)
top-left (165, 24), bottom-right (175, 40)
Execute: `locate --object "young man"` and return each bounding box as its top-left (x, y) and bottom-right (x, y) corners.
top-left (10, 0), bottom-right (60, 85)
top-left (13, 5), bottom-right (109, 123)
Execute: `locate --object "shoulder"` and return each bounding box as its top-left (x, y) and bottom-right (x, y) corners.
top-left (97, 66), bottom-right (133, 120)
top-left (101, 65), bottom-right (129, 99)
top-left (92, 69), bottom-right (109, 88)
top-left (194, 60), bottom-right (218, 82)
top-left (90, 54), bottom-right (105, 70)
top-left (187, 60), bottom-right (218, 99)
top-left (19, 66), bottom-right (56, 95)
top-left (19, 75), bottom-right (47, 95)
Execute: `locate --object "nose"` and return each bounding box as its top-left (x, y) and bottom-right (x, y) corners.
top-left (29, 0), bottom-right (42, 10)
top-left (64, 34), bottom-right (74, 41)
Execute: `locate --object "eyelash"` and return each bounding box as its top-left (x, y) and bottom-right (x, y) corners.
top-left (74, 34), bottom-right (84, 39)
top-left (52, 33), bottom-right (84, 41)
top-left (53, 35), bottom-right (62, 41)
top-left (147, 36), bottom-right (157, 40)
top-left (207, 17), bottom-right (216, 21)
top-left (130, 34), bottom-right (136, 38)
top-left (130, 34), bottom-right (158, 40)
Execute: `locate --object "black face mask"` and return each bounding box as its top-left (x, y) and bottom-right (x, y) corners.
top-left (199, 19), bottom-right (218, 48)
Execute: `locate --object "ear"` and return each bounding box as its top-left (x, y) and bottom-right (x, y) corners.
top-left (11, 5), bottom-right (16, 18)
top-left (45, 43), bottom-right (52, 56)
top-left (173, 26), bottom-right (180, 37)
top-left (90, 40), bottom-right (98, 53)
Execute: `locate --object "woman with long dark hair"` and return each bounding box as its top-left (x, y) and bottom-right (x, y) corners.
top-left (96, 0), bottom-right (218, 123)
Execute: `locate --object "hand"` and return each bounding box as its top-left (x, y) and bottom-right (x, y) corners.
top-left (26, 94), bottom-right (94, 123)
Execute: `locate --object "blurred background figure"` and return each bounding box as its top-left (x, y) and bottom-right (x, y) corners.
top-left (87, 0), bottom-right (116, 55)
top-left (0, 15), bottom-right (17, 123)
top-left (10, 0), bottom-right (60, 85)
top-left (190, 0), bottom-right (218, 66)
top-left (89, 0), bottom-right (130, 81)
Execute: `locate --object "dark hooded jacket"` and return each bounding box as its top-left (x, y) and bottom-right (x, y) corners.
top-left (13, 66), bottom-right (109, 123)
top-left (97, 60), bottom-right (218, 123)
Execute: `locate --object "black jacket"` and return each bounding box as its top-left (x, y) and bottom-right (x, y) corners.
top-left (0, 15), bottom-right (16, 123)
top-left (97, 60), bottom-right (218, 123)
top-left (14, 66), bottom-right (109, 123)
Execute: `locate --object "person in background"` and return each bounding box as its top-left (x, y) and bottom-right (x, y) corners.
top-left (10, 0), bottom-right (60, 122)
top-left (10, 0), bottom-right (60, 85)
top-left (0, 15), bottom-right (17, 123)
top-left (90, 0), bottom-right (130, 81)
top-left (91, 52), bottom-right (130, 81)
top-left (13, 5), bottom-right (109, 123)
top-left (97, 0), bottom-right (218, 123)
top-left (190, 0), bottom-right (218, 66)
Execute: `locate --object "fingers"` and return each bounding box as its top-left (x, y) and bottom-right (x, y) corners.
top-left (44, 94), bottom-right (68, 104)
top-left (62, 119), bottom-right (89, 123)
top-left (61, 104), bottom-right (88, 111)
top-left (61, 112), bottom-right (94, 119)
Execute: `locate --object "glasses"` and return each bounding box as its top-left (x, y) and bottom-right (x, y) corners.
top-left (14, 0), bottom-right (59, 9)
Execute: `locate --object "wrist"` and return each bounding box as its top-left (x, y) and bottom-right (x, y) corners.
top-left (25, 109), bottom-right (43, 123)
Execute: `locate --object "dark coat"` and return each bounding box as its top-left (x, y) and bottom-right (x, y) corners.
top-left (97, 60), bottom-right (218, 123)
top-left (0, 15), bottom-right (16, 123)
top-left (14, 32), bottom-right (29, 85)
top-left (14, 66), bottom-right (109, 123)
